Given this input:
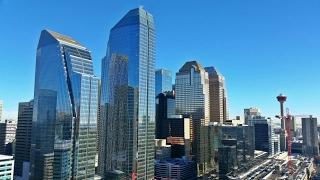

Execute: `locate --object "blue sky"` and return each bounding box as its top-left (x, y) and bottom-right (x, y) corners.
top-left (0, 0), bottom-right (319, 121)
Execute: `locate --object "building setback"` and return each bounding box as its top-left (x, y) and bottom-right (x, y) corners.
top-left (99, 7), bottom-right (155, 179)
top-left (14, 100), bottom-right (33, 177)
top-left (30, 30), bottom-right (99, 179)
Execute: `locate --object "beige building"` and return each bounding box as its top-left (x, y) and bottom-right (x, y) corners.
top-left (205, 67), bottom-right (228, 123)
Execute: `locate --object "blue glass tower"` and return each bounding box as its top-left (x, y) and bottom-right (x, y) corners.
top-left (155, 69), bottom-right (172, 96)
top-left (30, 30), bottom-right (99, 179)
top-left (99, 7), bottom-right (155, 179)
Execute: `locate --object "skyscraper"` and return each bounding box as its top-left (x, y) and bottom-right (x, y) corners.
top-left (30, 30), bottom-right (99, 179)
top-left (247, 116), bottom-right (276, 155)
top-left (14, 100), bottom-right (33, 177)
top-left (302, 116), bottom-right (319, 157)
top-left (155, 69), bottom-right (172, 96)
top-left (175, 61), bottom-right (210, 176)
top-left (205, 67), bottom-right (228, 123)
top-left (99, 7), bottom-right (155, 179)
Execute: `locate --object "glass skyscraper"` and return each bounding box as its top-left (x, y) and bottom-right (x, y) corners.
top-left (155, 69), bottom-right (172, 96)
top-left (99, 7), bottom-right (155, 179)
top-left (30, 30), bottom-right (99, 179)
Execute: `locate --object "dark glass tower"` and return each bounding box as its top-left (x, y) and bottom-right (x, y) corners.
top-left (30, 30), bottom-right (99, 179)
top-left (99, 7), bottom-right (155, 179)
top-left (14, 100), bottom-right (33, 177)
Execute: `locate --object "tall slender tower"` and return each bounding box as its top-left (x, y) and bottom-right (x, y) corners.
top-left (99, 7), bottom-right (155, 179)
top-left (276, 94), bottom-right (287, 151)
top-left (175, 61), bottom-right (210, 176)
top-left (205, 67), bottom-right (228, 123)
top-left (30, 30), bottom-right (99, 179)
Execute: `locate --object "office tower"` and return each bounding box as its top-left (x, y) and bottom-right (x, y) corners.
top-left (155, 158), bottom-right (197, 180)
top-left (244, 108), bottom-right (261, 125)
top-left (247, 116), bottom-right (275, 155)
top-left (0, 100), bottom-right (2, 122)
top-left (14, 100), bottom-right (33, 177)
top-left (30, 30), bottom-right (99, 179)
top-left (0, 120), bottom-right (16, 155)
top-left (0, 155), bottom-right (14, 180)
top-left (220, 125), bottom-right (255, 165)
top-left (156, 92), bottom-right (175, 139)
top-left (175, 61), bottom-right (210, 176)
top-left (218, 145), bottom-right (236, 179)
top-left (302, 116), bottom-right (319, 157)
top-left (155, 69), bottom-right (172, 96)
top-left (205, 67), bottom-right (228, 123)
top-left (99, 7), bottom-right (155, 179)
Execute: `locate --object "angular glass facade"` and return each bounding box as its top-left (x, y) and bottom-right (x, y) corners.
top-left (30, 30), bottom-right (98, 179)
top-left (155, 69), bottom-right (172, 96)
top-left (99, 7), bottom-right (155, 180)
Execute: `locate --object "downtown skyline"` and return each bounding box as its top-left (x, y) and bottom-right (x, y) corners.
top-left (1, 0), bottom-right (320, 121)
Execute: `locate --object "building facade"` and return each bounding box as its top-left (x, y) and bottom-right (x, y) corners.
top-left (99, 7), bottom-right (155, 179)
top-left (205, 67), bottom-right (228, 123)
top-left (302, 116), bottom-right (319, 157)
top-left (244, 108), bottom-right (261, 125)
top-left (30, 30), bottom-right (99, 179)
top-left (0, 120), bottom-right (16, 155)
top-left (155, 69), bottom-right (172, 96)
top-left (247, 116), bottom-right (276, 155)
top-left (175, 61), bottom-right (210, 176)
top-left (0, 155), bottom-right (14, 180)
top-left (155, 158), bottom-right (197, 180)
top-left (156, 92), bottom-right (175, 139)
top-left (14, 100), bottom-right (33, 177)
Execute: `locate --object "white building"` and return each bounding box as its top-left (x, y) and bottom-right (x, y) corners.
top-left (0, 154), bottom-right (14, 180)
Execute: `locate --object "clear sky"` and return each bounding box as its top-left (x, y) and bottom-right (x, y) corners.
top-left (0, 0), bottom-right (319, 121)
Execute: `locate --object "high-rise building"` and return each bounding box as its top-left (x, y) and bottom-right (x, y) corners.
top-left (244, 108), bottom-right (261, 125)
top-left (14, 100), bottom-right (33, 177)
top-left (205, 67), bottom-right (228, 123)
top-left (30, 30), bottom-right (99, 179)
top-left (302, 116), bottom-right (319, 157)
top-left (220, 125), bottom-right (255, 165)
top-left (247, 116), bottom-right (276, 155)
top-left (218, 144), bottom-right (237, 179)
top-left (0, 120), bottom-right (16, 155)
top-left (156, 92), bottom-right (175, 139)
top-left (155, 69), bottom-right (172, 96)
top-left (99, 7), bottom-right (155, 179)
top-left (0, 154), bottom-right (14, 180)
top-left (175, 61), bottom-right (210, 176)
top-left (0, 100), bottom-right (3, 122)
